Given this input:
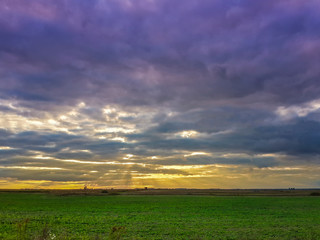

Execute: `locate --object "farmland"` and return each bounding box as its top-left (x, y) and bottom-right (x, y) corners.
top-left (1, 191), bottom-right (320, 239)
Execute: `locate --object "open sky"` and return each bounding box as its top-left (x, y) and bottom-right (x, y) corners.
top-left (1, 0), bottom-right (320, 189)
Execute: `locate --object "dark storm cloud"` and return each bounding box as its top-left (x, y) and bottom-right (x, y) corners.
top-left (132, 119), bottom-right (320, 157)
top-left (0, 130), bottom-right (80, 153)
top-left (151, 155), bottom-right (278, 168)
top-left (0, 168), bottom-right (97, 182)
top-left (0, 129), bottom-right (128, 160)
top-left (149, 107), bottom-right (274, 134)
top-left (1, 0), bottom-right (320, 108)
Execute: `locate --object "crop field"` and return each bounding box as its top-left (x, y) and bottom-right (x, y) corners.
top-left (1, 192), bottom-right (320, 239)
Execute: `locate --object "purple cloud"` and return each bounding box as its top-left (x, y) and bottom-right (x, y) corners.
top-left (1, 0), bottom-right (320, 188)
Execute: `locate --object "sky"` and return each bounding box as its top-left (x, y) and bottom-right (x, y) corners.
top-left (1, 0), bottom-right (320, 189)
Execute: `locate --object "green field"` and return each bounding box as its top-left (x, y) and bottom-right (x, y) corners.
top-left (1, 193), bottom-right (320, 239)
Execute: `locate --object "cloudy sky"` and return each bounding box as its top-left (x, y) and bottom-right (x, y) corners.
top-left (1, 0), bottom-right (320, 189)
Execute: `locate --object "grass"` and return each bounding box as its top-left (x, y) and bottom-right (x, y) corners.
top-left (0, 193), bottom-right (320, 239)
